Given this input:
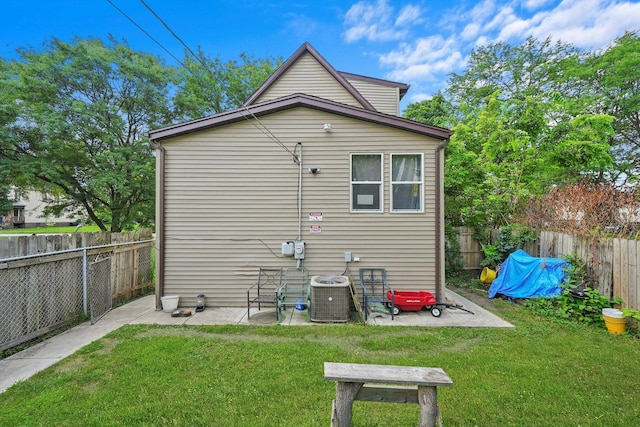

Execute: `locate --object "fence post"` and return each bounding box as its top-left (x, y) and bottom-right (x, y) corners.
top-left (82, 248), bottom-right (88, 315)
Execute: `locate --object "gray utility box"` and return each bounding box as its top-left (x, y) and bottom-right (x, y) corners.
top-left (310, 275), bottom-right (350, 323)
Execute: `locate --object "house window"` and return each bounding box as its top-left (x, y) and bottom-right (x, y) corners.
top-left (391, 153), bottom-right (423, 212)
top-left (351, 153), bottom-right (383, 212)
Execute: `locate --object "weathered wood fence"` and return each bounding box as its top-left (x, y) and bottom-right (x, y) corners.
top-left (456, 227), bottom-right (639, 310)
top-left (0, 230), bottom-right (149, 258)
top-left (456, 227), bottom-right (484, 271)
top-left (0, 229), bottom-right (155, 352)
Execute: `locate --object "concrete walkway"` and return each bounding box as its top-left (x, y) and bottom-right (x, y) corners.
top-left (0, 289), bottom-right (512, 394)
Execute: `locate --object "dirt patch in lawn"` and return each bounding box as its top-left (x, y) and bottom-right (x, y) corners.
top-left (449, 285), bottom-right (502, 313)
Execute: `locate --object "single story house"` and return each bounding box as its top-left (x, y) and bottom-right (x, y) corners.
top-left (148, 42), bottom-right (452, 310)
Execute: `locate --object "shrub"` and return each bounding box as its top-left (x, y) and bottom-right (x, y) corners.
top-left (445, 225), bottom-right (464, 276)
top-left (480, 224), bottom-right (536, 268)
top-left (526, 252), bottom-right (621, 325)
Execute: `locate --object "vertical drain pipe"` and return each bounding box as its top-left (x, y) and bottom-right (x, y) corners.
top-left (435, 138), bottom-right (449, 302)
top-left (151, 141), bottom-right (165, 311)
top-left (297, 142), bottom-right (303, 241)
top-left (296, 142), bottom-right (303, 269)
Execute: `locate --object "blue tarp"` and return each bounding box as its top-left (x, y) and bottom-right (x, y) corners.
top-left (488, 249), bottom-right (567, 299)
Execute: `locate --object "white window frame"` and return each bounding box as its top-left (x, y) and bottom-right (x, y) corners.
top-left (390, 153), bottom-right (424, 213)
top-left (350, 153), bottom-right (383, 213)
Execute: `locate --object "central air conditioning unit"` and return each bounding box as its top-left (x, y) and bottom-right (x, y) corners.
top-left (310, 275), bottom-right (350, 323)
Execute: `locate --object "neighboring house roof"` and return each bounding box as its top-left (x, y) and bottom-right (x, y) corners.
top-left (148, 93), bottom-right (452, 142)
top-left (245, 42), bottom-right (377, 111)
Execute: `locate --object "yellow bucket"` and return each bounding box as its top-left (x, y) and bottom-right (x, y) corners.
top-left (603, 315), bottom-right (626, 335)
top-left (480, 267), bottom-right (497, 284)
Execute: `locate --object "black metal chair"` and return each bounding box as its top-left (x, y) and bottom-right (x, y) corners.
top-left (247, 268), bottom-right (283, 319)
top-left (359, 267), bottom-right (395, 320)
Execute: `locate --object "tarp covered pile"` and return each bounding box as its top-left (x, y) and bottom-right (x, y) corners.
top-left (488, 249), bottom-right (568, 299)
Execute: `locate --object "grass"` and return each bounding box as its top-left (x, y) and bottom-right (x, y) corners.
top-left (1, 295), bottom-right (638, 426)
top-left (0, 225), bottom-right (102, 235)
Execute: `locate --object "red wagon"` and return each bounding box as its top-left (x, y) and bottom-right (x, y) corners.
top-left (386, 290), bottom-right (475, 317)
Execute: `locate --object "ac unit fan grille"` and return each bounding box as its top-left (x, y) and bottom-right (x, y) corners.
top-left (310, 284), bottom-right (350, 322)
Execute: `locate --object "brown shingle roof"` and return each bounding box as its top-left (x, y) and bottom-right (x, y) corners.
top-left (147, 93), bottom-right (452, 142)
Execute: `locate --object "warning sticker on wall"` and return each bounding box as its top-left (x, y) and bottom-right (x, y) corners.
top-left (310, 224), bottom-right (322, 233)
top-left (309, 212), bottom-right (323, 221)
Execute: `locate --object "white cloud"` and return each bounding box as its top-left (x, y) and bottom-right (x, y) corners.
top-left (469, 0), bottom-right (501, 25)
top-left (343, 0), bottom-right (400, 42)
top-left (461, 22), bottom-right (481, 40)
top-left (395, 4), bottom-right (422, 26)
top-left (475, 35), bottom-right (491, 47)
top-left (386, 52), bottom-right (464, 82)
top-left (380, 36), bottom-right (465, 81)
top-left (358, 0), bottom-right (640, 107)
top-left (484, 5), bottom-right (518, 33)
top-left (524, 0), bottom-right (640, 49)
top-left (523, 0), bottom-right (555, 10)
top-left (342, 0), bottom-right (423, 43)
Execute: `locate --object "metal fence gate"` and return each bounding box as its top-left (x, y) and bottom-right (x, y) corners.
top-left (88, 254), bottom-right (112, 325)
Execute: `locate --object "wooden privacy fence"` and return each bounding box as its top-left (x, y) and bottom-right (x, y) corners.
top-left (0, 229), bottom-right (152, 258)
top-left (539, 231), bottom-right (639, 311)
top-left (455, 227), bottom-right (484, 271)
top-left (455, 227), bottom-right (639, 310)
top-left (0, 230), bottom-right (155, 352)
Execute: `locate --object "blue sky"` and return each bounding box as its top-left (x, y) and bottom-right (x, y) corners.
top-left (2, 0), bottom-right (639, 110)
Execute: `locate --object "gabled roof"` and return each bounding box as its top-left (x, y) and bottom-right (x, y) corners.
top-left (245, 42), bottom-right (376, 111)
top-left (148, 93), bottom-right (452, 142)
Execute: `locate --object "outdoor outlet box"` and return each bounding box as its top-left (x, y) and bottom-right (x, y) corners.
top-left (282, 242), bottom-right (295, 257)
top-left (344, 252), bottom-right (352, 262)
top-left (294, 240), bottom-right (305, 260)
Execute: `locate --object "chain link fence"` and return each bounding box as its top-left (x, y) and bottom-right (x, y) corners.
top-left (0, 240), bottom-right (154, 352)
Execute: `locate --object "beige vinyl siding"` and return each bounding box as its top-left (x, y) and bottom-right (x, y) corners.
top-left (160, 108), bottom-right (441, 307)
top-left (254, 53), bottom-right (362, 108)
top-left (346, 78), bottom-right (400, 116)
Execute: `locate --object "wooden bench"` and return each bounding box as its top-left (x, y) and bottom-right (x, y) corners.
top-left (324, 362), bottom-right (453, 427)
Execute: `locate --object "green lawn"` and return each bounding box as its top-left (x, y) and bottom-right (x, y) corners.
top-left (0, 225), bottom-right (102, 235)
top-left (1, 297), bottom-right (638, 426)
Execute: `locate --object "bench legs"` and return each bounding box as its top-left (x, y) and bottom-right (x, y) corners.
top-left (331, 382), bottom-right (441, 427)
top-left (418, 386), bottom-right (440, 427)
top-left (331, 382), bottom-right (363, 427)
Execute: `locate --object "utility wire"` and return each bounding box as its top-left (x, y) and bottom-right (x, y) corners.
top-left (136, 0), bottom-right (299, 162)
top-left (105, 0), bottom-right (185, 68)
top-left (106, 0), bottom-right (297, 162)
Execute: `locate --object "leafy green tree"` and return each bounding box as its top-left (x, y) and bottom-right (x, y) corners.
top-left (447, 36), bottom-right (582, 109)
top-left (1, 37), bottom-right (178, 231)
top-left (174, 49), bottom-right (281, 119)
top-left (581, 31), bottom-right (640, 185)
top-left (446, 92), bottom-right (613, 230)
top-left (0, 182), bottom-right (12, 221)
top-left (437, 35), bottom-right (618, 233)
top-left (0, 60), bottom-right (18, 220)
top-left (1, 37), bottom-right (280, 231)
top-left (402, 92), bottom-right (453, 128)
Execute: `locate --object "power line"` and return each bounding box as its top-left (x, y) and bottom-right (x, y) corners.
top-left (105, 0), bottom-right (185, 68)
top-left (137, 0), bottom-right (297, 161)
top-left (109, 0), bottom-right (299, 162)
